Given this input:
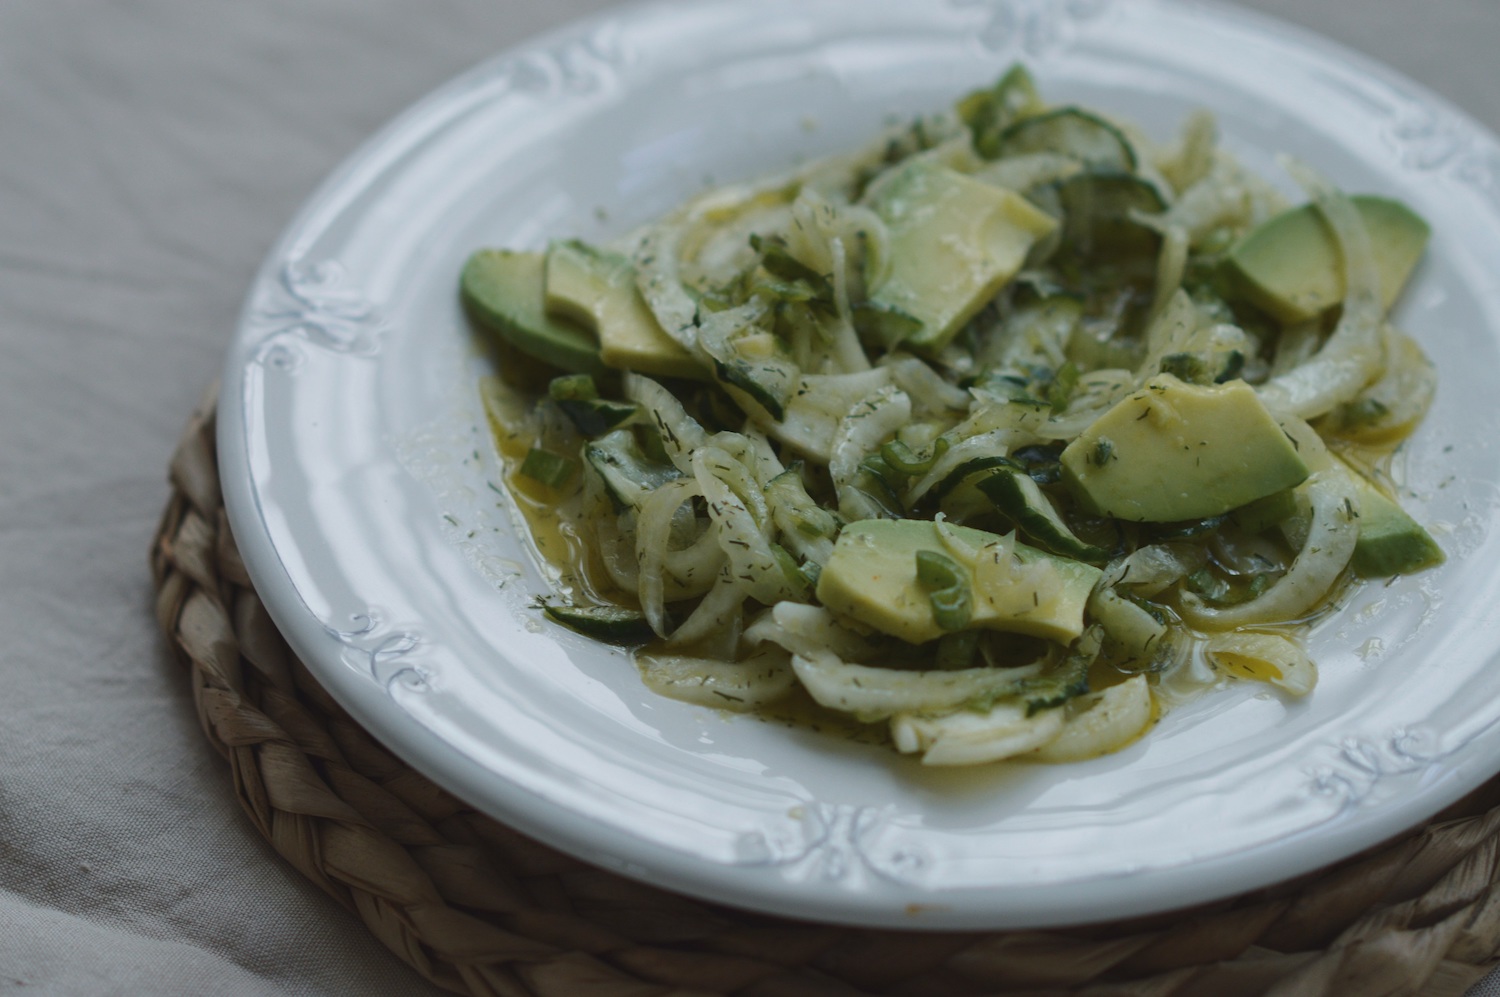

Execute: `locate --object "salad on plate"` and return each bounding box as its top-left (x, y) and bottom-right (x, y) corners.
top-left (459, 66), bottom-right (1442, 768)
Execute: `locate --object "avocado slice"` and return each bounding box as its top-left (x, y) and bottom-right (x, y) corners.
top-left (1059, 374), bottom-right (1310, 523)
top-left (815, 518), bottom-right (1101, 645)
top-left (1340, 461), bottom-right (1444, 577)
top-left (461, 249), bottom-right (607, 376)
top-left (866, 162), bottom-right (1057, 352)
top-left (544, 240), bottom-right (706, 381)
top-left (1223, 195), bottom-right (1430, 324)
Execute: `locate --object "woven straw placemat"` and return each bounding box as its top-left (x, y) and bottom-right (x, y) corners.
top-left (152, 386), bottom-right (1500, 997)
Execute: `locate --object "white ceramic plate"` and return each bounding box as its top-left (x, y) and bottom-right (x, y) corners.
top-left (220, 0), bottom-right (1500, 930)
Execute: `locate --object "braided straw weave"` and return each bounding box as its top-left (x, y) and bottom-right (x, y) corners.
top-left (153, 386), bottom-right (1500, 997)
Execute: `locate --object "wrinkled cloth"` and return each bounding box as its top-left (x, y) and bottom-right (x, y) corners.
top-left (0, 1), bottom-right (1496, 994)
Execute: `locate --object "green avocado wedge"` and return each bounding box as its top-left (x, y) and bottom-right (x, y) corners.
top-left (1222, 195), bottom-right (1430, 324)
top-left (865, 161), bottom-right (1057, 352)
top-left (544, 240), bottom-right (706, 381)
top-left (1339, 459), bottom-right (1444, 578)
top-left (461, 249), bottom-right (608, 377)
top-left (815, 518), bottom-right (1101, 646)
top-left (1060, 374), bottom-right (1310, 523)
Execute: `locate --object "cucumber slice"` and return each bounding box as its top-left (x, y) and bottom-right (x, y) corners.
top-left (976, 469), bottom-right (1111, 563)
top-left (583, 428), bottom-right (684, 511)
top-left (543, 604), bottom-right (655, 644)
top-left (853, 301), bottom-right (923, 350)
top-left (711, 355), bottom-right (796, 421)
top-left (926, 455), bottom-right (1023, 507)
top-left (765, 466), bottom-right (841, 541)
top-left (556, 397), bottom-right (637, 437)
top-left (1019, 651), bottom-right (1092, 714)
top-left (751, 233), bottom-right (833, 300)
top-left (1019, 627), bottom-right (1102, 714)
top-left (965, 627), bottom-right (1102, 715)
top-left (695, 308), bottom-right (799, 421)
top-left (1056, 172), bottom-right (1167, 263)
top-left (852, 463), bottom-right (907, 518)
top-left (959, 64), bottom-right (1045, 159)
top-left (995, 108), bottom-right (1137, 172)
top-left (548, 374), bottom-right (638, 437)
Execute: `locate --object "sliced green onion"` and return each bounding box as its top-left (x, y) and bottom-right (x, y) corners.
top-left (935, 630), bottom-right (981, 670)
top-left (520, 447), bottom-right (579, 489)
top-left (548, 374), bottom-right (599, 402)
top-left (915, 549), bottom-right (972, 632)
top-left (1047, 361), bottom-right (1080, 413)
top-left (1185, 568), bottom-right (1232, 604)
top-left (880, 437), bottom-right (951, 476)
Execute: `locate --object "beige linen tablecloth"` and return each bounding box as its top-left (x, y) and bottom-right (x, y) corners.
top-left (3, 1), bottom-right (1498, 993)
